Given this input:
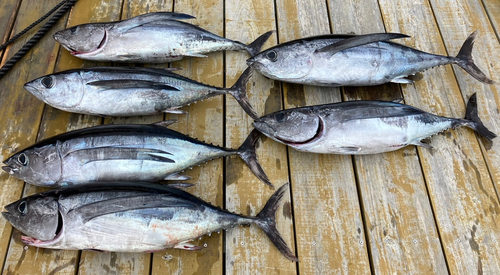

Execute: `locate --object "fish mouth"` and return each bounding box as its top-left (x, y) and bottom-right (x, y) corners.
top-left (276, 116), bottom-right (324, 146)
top-left (2, 165), bottom-right (18, 175)
top-left (70, 30), bottom-right (108, 56)
top-left (246, 57), bottom-right (256, 66)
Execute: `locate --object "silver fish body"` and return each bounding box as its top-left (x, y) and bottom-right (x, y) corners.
top-left (24, 66), bottom-right (258, 118)
top-left (1, 182), bottom-right (297, 261)
top-left (2, 122), bottom-right (271, 187)
top-left (253, 93), bottom-right (496, 154)
top-left (247, 32), bottom-right (494, 86)
top-left (53, 12), bottom-right (273, 63)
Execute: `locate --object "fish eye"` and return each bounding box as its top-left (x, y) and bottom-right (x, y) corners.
top-left (69, 26), bottom-right (78, 34)
top-left (266, 50), bottom-right (278, 62)
top-left (18, 201), bottom-right (27, 216)
top-left (41, 76), bottom-right (54, 88)
top-left (18, 153), bottom-right (28, 166)
top-left (275, 113), bottom-right (286, 122)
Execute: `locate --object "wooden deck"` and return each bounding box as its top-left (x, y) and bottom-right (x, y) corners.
top-left (0, 0), bottom-right (499, 274)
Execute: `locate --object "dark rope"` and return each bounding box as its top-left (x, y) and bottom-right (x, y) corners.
top-left (0, 0), bottom-right (79, 80)
top-left (0, 0), bottom-right (69, 51)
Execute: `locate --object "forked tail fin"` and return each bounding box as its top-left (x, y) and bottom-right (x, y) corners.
top-left (226, 67), bottom-right (259, 119)
top-left (455, 31), bottom-right (495, 84)
top-left (246, 30), bottom-right (274, 57)
top-left (464, 93), bottom-right (496, 140)
top-left (237, 129), bottom-right (273, 187)
top-left (254, 183), bottom-right (298, 262)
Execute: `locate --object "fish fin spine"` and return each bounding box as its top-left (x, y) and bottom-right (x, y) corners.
top-left (254, 183), bottom-right (298, 262)
top-left (237, 129), bottom-right (273, 187)
top-left (455, 31), bottom-right (495, 84)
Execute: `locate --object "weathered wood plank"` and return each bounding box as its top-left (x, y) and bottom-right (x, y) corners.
top-left (326, 0), bottom-right (449, 273)
top-left (274, 0), bottom-right (371, 274)
top-left (378, 0), bottom-right (500, 273)
top-left (224, 0), bottom-right (297, 273)
top-left (483, 0), bottom-right (500, 38)
top-left (0, 0), bottom-right (75, 273)
top-left (0, 0), bottom-right (21, 59)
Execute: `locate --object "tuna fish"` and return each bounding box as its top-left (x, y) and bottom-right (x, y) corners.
top-left (2, 121), bottom-right (272, 187)
top-left (1, 182), bottom-right (298, 261)
top-left (252, 93), bottom-right (496, 154)
top-left (53, 12), bottom-right (273, 63)
top-left (247, 31), bottom-right (494, 86)
top-left (24, 66), bottom-right (258, 119)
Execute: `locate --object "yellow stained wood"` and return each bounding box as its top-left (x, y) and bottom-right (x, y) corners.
top-left (274, 0), bottom-right (371, 274)
top-left (225, 0), bottom-right (297, 273)
top-left (482, 0), bottom-right (500, 36)
top-left (429, 0), bottom-right (500, 199)
top-left (326, 0), bottom-right (449, 273)
top-left (0, 0), bottom-right (74, 273)
top-left (0, 0), bottom-right (21, 59)
top-left (379, 0), bottom-right (500, 273)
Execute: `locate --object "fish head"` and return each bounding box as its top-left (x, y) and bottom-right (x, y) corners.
top-left (2, 195), bottom-right (61, 241)
top-left (54, 23), bottom-right (108, 56)
top-left (3, 146), bottom-right (62, 186)
top-left (24, 72), bottom-right (85, 109)
top-left (247, 43), bottom-right (313, 81)
top-left (253, 109), bottom-right (323, 145)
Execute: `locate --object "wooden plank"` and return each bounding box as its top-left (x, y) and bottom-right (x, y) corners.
top-left (326, 0), bottom-right (449, 273)
top-left (224, 0), bottom-right (297, 273)
top-left (378, 0), bottom-right (500, 273)
top-left (273, 0), bottom-right (371, 274)
top-left (482, 0), bottom-right (500, 38)
top-left (0, 0), bottom-right (21, 59)
top-left (0, 0), bottom-right (74, 273)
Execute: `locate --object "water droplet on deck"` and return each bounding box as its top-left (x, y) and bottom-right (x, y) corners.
top-left (24, 246), bottom-right (28, 251)
top-left (203, 243), bottom-right (208, 247)
top-left (240, 241), bottom-right (245, 246)
top-left (162, 254), bottom-right (173, 261)
top-left (208, 233), bottom-right (211, 237)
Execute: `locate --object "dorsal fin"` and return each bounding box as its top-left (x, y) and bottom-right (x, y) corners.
top-left (115, 12), bottom-right (195, 32)
top-left (315, 33), bottom-right (410, 55)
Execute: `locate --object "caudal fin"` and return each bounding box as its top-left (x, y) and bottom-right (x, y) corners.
top-left (246, 31), bottom-right (274, 57)
top-left (227, 67), bottom-right (259, 120)
top-left (455, 31), bottom-right (495, 84)
top-left (254, 183), bottom-right (298, 262)
top-left (464, 93), bottom-right (497, 140)
top-left (237, 129), bottom-right (273, 187)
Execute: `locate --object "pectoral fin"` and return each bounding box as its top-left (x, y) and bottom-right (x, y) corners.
top-left (410, 140), bottom-right (433, 149)
top-left (87, 80), bottom-right (180, 91)
top-left (315, 33), bottom-right (410, 55)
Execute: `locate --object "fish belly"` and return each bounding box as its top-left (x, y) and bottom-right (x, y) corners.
top-left (294, 116), bottom-right (449, 154)
top-left (46, 208), bottom-right (238, 251)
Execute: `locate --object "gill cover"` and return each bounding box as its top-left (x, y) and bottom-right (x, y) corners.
top-left (253, 110), bottom-right (321, 144)
top-left (248, 43), bottom-right (313, 80)
top-left (54, 23), bottom-right (107, 54)
top-left (2, 196), bottom-right (60, 241)
top-left (24, 71), bottom-right (86, 109)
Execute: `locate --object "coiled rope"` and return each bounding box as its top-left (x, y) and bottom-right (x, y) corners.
top-left (0, 0), bottom-right (79, 80)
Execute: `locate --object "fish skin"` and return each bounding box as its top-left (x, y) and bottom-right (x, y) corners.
top-left (24, 66), bottom-right (259, 119)
top-left (1, 182), bottom-right (298, 261)
top-left (247, 31), bottom-right (494, 86)
top-left (2, 122), bottom-right (272, 187)
top-left (53, 12), bottom-right (273, 63)
top-left (252, 93), bottom-right (496, 155)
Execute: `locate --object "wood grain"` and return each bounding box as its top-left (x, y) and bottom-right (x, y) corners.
top-left (225, 0), bottom-right (297, 273)
top-left (378, 0), bottom-right (500, 273)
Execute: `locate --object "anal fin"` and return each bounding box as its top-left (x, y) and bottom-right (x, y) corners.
top-left (391, 76), bottom-right (414, 84)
